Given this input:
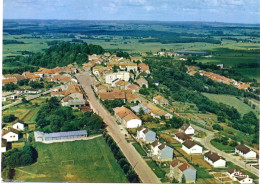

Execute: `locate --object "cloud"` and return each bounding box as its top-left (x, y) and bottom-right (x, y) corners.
top-left (145, 5), bottom-right (155, 11)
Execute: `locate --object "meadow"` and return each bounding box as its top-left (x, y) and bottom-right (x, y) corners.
top-left (202, 93), bottom-right (257, 116)
top-left (14, 137), bottom-right (128, 183)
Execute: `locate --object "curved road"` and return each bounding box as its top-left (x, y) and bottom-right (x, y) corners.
top-left (76, 71), bottom-right (161, 183)
top-left (191, 124), bottom-right (259, 176)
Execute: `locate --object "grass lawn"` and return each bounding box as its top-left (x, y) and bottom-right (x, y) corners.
top-left (146, 161), bottom-right (166, 178)
top-left (227, 161), bottom-right (258, 179)
top-left (14, 137), bottom-right (128, 183)
top-left (194, 166), bottom-right (213, 178)
top-left (202, 93), bottom-right (256, 116)
top-left (132, 142), bottom-right (146, 156)
top-left (210, 139), bottom-right (235, 153)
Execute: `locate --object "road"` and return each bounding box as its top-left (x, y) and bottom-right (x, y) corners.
top-left (76, 70), bottom-right (161, 183)
top-left (191, 124), bottom-right (259, 176)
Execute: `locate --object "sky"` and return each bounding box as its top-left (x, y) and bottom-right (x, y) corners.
top-left (3, 0), bottom-right (260, 24)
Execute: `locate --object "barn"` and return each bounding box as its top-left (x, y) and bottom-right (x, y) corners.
top-left (34, 130), bottom-right (88, 143)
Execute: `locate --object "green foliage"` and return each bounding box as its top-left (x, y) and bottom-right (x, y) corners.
top-left (36, 97), bottom-right (104, 133)
top-left (139, 88), bottom-right (149, 95)
top-left (146, 160), bottom-right (166, 178)
top-left (165, 115), bottom-right (184, 129)
top-left (2, 83), bottom-right (18, 91)
top-left (2, 114), bottom-right (17, 123)
top-left (17, 42), bottom-right (103, 68)
top-left (138, 107), bottom-right (145, 115)
top-left (101, 99), bottom-right (125, 114)
top-left (212, 124), bottom-right (223, 131)
top-left (29, 81), bottom-right (44, 89)
top-left (132, 143), bottom-right (146, 156)
top-left (22, 97), bottom-right (29, 104)
top-left (17, 79), bottom-right (30, 86)
top-left (115, 51), bottom-right (130, 59)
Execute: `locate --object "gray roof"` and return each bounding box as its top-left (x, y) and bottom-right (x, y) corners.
top-left (34, 130), bottom-right (87, 142)
top-left (131, 104), bottom-right (151, 114)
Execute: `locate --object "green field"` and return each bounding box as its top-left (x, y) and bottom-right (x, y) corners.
top-left (146, 160), bottom-right (165, 178)
top-left (14, 137), bottom-right (128, 182)
top-left (236, 68), bottom-right (260, 82)
top-left (202, 93), bottom-right (257, 116)
top-left (210, 140), bottom-right (235, 153)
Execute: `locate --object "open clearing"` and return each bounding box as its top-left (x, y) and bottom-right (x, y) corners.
top-left (202, 93), bottom-right (256, 115)
top-left (14, 137), bottom-right (128, 183)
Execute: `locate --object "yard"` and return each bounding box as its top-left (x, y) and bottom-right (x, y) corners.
top-left (210, 139), bottom-right (235, 153)
top-left (146, 160), bottom-right (166, 179)
top-left (14, 137), bottom-right (128, 183)
top-left (132, 142), bottom-right (147, 156)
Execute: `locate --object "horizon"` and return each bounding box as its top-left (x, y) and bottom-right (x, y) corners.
top-left (3, 0), bottom-right (260, 24)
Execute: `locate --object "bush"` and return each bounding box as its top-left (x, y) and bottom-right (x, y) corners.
top-left (2, 114), bottom-right (16, 123)
top-left (212, 124), bottom-right (223, 131)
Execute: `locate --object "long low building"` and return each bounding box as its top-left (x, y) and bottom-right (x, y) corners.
top-left (34, 130), bottom-right (88, 143)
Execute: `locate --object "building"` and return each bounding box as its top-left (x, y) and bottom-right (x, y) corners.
top-left (131, 104), bottom-right (151, 115)
top-left (105, 72), bottom-right (130, 84)
top-left (179, 124), bottom-right (195, 135)
top-left (34, 130), bottom-right (88, 143)
top-left (175, 132), bottom-right (191, 143)
top-left (127, 84), bottom-right (140, 92)
top-left (141, 102), bottom-right (172, 119)
top-left (227, 168), bottom-right (253, 183)
top-left (12, 120), bottom-right (25, 131)
top-left (153, 80), bottom-right (159, 86)
top-left (137, 126), bottom-right (156, 143)
top-left (167, 159), bottom-right (197, 183)
top-left (204, 151), bottom-right (226, 168)
top-left (2, 128), bottom-right (19, 142)
top-left (136, 78), bottom-right (148, 88)
top-left (151, 140), bottom-right (173, 161)
top-left (153, 95), bottom-right (169, 106)
top-left (138, 63), bottom-right (150, 74)
top-left (235, 145), bottom-right (257, 159)
top-left (1, 138), bottom-right (7, 153)
top-left (119, 63), bottom-right (138, 72)
top-left (61, 93), bottom-right (85, 108)
top-left (182, 140), bottom-right (203, 154)
top-left (114, 106), bottom-right (142, 128)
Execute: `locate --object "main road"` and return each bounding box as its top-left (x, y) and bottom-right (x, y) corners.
top-left (76, 70), bottom-right (161, 183)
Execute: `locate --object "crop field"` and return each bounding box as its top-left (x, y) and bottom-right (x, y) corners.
top-left (14, 137), bottom-right (128, 183)
top-left (202, 93), bottom-right (257, 116)
top-left (236, 68), bottom-right (260, 82)
top-left (210, 140), bottom-right (235, 153)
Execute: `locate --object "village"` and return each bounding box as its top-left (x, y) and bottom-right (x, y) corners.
top-left (1, 51), bottom-right (259, 183)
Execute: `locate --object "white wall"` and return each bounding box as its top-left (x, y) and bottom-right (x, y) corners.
top-left (126, 119), bottom-right (142, 128)
top-left (3, 132), bottom-right (19, 142)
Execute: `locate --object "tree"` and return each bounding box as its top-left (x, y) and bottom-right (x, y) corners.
top-left (118, 158), bottom-right (128, 167)
top-left (138, 107), bottom-right (145, 115)
top-left (212, 124), bottom-right (223, 131)
top-left (126, 168), bottom-right (139, 183)
top-left (22, 97), bottom-right (28, 104)
top-left (3, 114), bottom-right (17, 123)
top-left (123, 164), bottom-right (130, 174)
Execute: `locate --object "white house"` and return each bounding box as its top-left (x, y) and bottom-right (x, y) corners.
top-left (137, 126), bottom-right (156, 143)
top-left (12, 120), bottom-right (25, 131)
top-left (105, 71), bottom-right (130, 84)
top-left (227, 168), bottom-right (253, 183)
top-left (2, 128), bottom-right (19, 142)
top-left (182, 140), bottom-right (203, 154)
top-left (175, 132), bottom-right (191, 143)
top-left (235, 145), bottom-right (257, 159)
top-left (151, 140), bottom-right (161, 155)
top-left (114, 106), bottom-right (142, 128)
top-left (204, 151), bottom-right (226, 168)
top-left (1, 138), bottom-right (7, 153)
top-left (179, 124), bottom-right (195, 135)
top-left (151, 140), bottom-right (173, 161)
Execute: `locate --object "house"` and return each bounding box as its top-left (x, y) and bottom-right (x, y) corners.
top-left (12, 120), bottom-right (25, 131)
top-left (27, 89), bottom-right (42, 94)
top-left (151, 140), bottom-right (173, 161)
top-left (137, 126), bottom-right (156, 143)
top-left (51, 91), bottom-right (66, 97)
top-left (204, 151), bottom-right (226, 167)
top-left (153, 95), bottom-right (169, 106)
top-left (227, 168), bottom-right (253, 183)
top-left (61, 93), bottom-right (85, 108)
top-left (1, 138), bottom-right (7, 153)
top-left (127, 84), bottom-right (140, 92)
top-left (167, 159), bottom-right (197, 183)
top-left (138, 63), bottom-right (150, 74)
top-left (182, 140), bottom-right (203, 154)
top-left (141, 102), bottom-right (172, 119)
top-left (235, 145), bottom-right (257, 159)
top-left (105, 72), bottom-right (130, 84)
top-left (34, 130), bottom-right (88, 143)
top-left (2, 78), bottom-right (17, 86)
top-left (119, 63), bottom-right (138, 72)
top-left (179, 124), bottom-right (195, 135)
top-left (175, 132), bottom-right (191, 143)
top-left (2, 128), bottom-right (19, 142)
top-left (157, 143), bottom-right (174, 161)
top-left (136, 78), bottom-right (148, 88)
top-left (114, 106), bottom-right (142, 128)
top-left (131, 104), bottom-right (151, 115)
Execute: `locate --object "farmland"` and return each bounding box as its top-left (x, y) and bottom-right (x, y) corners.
top-left (14, 137), bottom-right (128, 183)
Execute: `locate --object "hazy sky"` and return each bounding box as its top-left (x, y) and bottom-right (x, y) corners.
top-left (3, 0), bottom-right (260, 23)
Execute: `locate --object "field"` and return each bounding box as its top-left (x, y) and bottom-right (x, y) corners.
top-left (202, 93), bottom-right (257, 116)
top-left (146, 160), bottom-right (165, 178)
top-left (236, 68), bottom-right (260, 82)
top-left (14, 137), bottom-right (128, 183)
top-left (210, 140), bottom-right (235, 153)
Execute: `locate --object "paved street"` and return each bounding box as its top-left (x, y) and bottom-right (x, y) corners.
top-left (191, 124), bottom-right (259, 176)
top-left (76, 71), bottom-right (161, 183)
